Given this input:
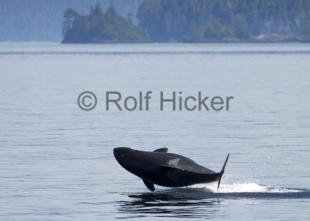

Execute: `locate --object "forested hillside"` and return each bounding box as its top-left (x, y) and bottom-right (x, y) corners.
top-left (1, 0), bottom-right (309, 42)
top-left (62, 5), bottom-right (148, 43)
top-left (137, 0), bottom-right (310, 42)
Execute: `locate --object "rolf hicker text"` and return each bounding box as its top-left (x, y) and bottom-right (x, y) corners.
top-left (103, 91), bottom-right (234, 112)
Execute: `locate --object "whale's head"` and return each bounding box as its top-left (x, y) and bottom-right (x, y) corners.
top-left (113, 147), bottom-right (153, 176)
top-left (113, 147), bottom-right (136, 168)
top-left (114, 147), bottom-right (130, 160)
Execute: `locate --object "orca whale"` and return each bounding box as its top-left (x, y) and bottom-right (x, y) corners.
top-left (113, 147), bottom-right (230, 191)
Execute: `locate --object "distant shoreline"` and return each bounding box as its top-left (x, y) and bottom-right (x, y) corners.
top-left (61, 39), bottom-right (310, 44)
top-left (62, 2), bottom-right (310, 44)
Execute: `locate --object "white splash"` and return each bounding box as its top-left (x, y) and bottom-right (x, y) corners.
top-left (191, 182), bottom-right (302, 193)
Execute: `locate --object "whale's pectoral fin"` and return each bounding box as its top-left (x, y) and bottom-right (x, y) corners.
top-left (154, 148), bottom-right (168, 153)
top-left (143, 180), bottom-right (155, 191)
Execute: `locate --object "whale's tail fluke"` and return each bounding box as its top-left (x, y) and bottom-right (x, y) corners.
top-left (217, 153), bottom-right (230, 190)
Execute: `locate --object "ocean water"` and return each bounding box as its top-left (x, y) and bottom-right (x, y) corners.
top-left (0, 43), bottom-right (310, 220)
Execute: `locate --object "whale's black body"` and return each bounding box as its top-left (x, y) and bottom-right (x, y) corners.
top-left (113, 147), bottom-right (229, 191)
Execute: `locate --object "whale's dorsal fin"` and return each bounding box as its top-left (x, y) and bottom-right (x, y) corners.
top-left (143, 180), bottom-right (155, 191)
top-left (154, 148), bottom-right (168, 153)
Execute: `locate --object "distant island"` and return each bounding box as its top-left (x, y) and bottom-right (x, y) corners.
top-left (62, 5), bottom-right (148, 43)
top-left (62, 0), bottom-right (310, 43)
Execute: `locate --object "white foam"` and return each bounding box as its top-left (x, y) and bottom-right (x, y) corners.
top-left (191, 182), bottom-right (302, 193)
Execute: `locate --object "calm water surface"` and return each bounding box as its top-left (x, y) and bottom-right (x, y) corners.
top-left (0, 43), bottom-right (310, 220)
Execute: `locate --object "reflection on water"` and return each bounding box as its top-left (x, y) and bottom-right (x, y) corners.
top-left (117, 184), bottom-right (310, 219)
top-left (118, 190), bottom-right (221, 219)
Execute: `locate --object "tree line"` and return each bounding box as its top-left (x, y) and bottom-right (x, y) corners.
top-left (63, 0), bottom-right (310, 43)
